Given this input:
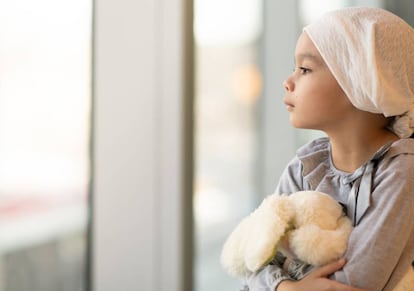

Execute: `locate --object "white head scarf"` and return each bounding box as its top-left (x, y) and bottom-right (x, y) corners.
top-left (304, 7), bottom-right (414, 138)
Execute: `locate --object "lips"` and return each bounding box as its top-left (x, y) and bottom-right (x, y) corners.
top-left (283, 98), bottom-right (295, 111)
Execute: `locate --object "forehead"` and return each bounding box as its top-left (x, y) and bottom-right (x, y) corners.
top-left (295, 32), bottom-right (324, 64)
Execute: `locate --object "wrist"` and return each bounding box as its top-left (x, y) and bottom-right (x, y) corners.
top-left (276, 279), bottom-right (295, 291)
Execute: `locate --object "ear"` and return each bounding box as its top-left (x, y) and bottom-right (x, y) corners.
top-left (289, 216), bottom-right (352, 266)
top-left (244, 194), bottom-right (295, 272)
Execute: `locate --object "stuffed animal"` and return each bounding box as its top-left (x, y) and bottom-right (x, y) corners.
top-left (220, 191), bottom-right (352, 278)
top-left (220, 190), bottom-right (414, 291)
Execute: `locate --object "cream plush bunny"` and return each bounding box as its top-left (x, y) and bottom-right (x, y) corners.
top-left (221, 190), bottom-right (414, 291)
top-left (221, 191), bottom-right (352, 278)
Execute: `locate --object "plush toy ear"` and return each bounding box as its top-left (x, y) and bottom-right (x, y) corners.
top-left (243, 194), bottom-right (295, 272)
top-left (288, 216), bottom-right (352, 266)
top-left (221, 193), bottom-right (295, 277)
top-left (220, 216), bottom-right (253, 278)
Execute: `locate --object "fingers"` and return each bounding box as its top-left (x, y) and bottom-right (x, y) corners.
top-left (310, 258), bottom-right (346, 278)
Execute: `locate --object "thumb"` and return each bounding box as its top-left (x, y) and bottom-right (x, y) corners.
top-left (309, 258), bottom-right (346, 278)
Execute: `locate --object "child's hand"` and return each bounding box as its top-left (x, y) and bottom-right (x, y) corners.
top-left (277, 259), bottom-right (367, 291)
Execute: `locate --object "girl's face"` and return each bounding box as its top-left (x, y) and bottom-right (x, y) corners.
top-left (283, 32), bottom-right (355, 132)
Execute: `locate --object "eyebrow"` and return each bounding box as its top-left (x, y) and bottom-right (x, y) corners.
top-left (295, 53), bottom-right (324, 65)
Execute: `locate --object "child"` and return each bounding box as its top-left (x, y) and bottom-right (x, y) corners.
top-left (243, 7), bottom-right (414, 291)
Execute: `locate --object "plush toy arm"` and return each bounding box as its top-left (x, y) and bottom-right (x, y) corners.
top-left (221, 194), bottom-right (295, 278)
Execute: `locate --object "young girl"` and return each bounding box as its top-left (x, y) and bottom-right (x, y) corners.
top-left (244, 7), bottom-right (414, 291)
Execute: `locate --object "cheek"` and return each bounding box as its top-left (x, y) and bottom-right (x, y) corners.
top-left (292, 86), bottom-right (350, 122)
top-left (324, 87), bottom-right (352, 112)
top-left (311, 82), bottom-right (350, 109)
top-left (296, 86), bottom-right (332, 110)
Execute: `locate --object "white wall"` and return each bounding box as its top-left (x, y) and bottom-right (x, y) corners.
top-left (92, 0), bottom-right (193, 290)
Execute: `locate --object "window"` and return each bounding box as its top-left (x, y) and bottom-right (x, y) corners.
top-left (194, 0), bottom-right (263, 289)
top-left (193, 0), bottom-right (354, 289)
top-left (0, 1), bottom-right (92, 290)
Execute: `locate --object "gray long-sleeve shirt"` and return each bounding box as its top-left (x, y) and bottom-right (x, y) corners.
top-left (244, 137), bottom-right (414, 291)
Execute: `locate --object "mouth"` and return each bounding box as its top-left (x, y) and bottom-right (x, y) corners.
top-left (284, 100), bottom-right (294, 111)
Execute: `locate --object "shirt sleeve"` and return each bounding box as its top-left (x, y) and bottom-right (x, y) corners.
top-left (332, 153), bottom-right (414, 290)
top-left (244, 253), bottom-right (294, 291)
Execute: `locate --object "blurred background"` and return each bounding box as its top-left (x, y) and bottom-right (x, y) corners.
top-left (0, 0), bottom-right (91, 290)
top-left (0, 0), bottom-right (413, 291)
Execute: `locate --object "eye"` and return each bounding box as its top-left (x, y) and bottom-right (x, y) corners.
top-left (299, 67), bottom-right (311, 75)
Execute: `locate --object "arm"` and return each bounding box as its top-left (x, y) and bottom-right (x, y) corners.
top-left (276, 144), bottom-right (414, 290)
top-left (332, 153), bottom-right (414, 290)
top-left (278, 259), bottom-right (366, 291)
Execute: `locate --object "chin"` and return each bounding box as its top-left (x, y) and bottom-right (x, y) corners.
top-left (289, 119), bottom-right (319, 130)
top-left (290, 120), bottom-right (309, 129)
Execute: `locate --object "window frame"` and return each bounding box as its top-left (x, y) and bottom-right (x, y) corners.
top-left (92, 0), bottom-right (193, 290)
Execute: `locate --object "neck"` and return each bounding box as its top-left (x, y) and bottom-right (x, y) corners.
top-left (328, 129), bottom-right (398, 173)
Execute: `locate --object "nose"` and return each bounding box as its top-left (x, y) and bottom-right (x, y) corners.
top-left (283, 76), bottom-right (294, 92)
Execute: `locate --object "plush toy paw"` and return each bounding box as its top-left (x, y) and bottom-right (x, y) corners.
top-left (287, 191), bottom-right (353, 266)
top-left (289, 215), bottom-right (352, 266)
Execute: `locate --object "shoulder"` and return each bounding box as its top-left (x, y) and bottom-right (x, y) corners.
top-left (384, 138), bottom-right (414, 159)
top-left (374, 139), bottom-right (414, 196)
top-left (282, 137), bottom-right (331, 177)
top-left (296, 137), bottom-right (330, 158)
top-left (296, 137), bottom-right (331, 177)
top-left (278, 137), bottom-right (331, 193)
top-left (380, 138), bottom-right (414, 171)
